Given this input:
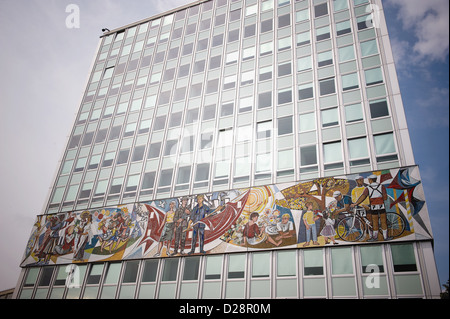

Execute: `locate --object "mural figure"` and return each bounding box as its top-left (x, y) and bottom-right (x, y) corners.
top-left (172, 196), bottom-right (191, 256)
top-left (320, 211), bottom-right (337, 245)
top-left (20, 166), bottom-right (430, 267)
top-left (302, 202), bottom-right (320, 247)
top-left (155, 201), bottom-right (176, 257)
top-left (188, 195), bottom-right (211, 255)
top-left (351, 174), bottom-right (391, 241)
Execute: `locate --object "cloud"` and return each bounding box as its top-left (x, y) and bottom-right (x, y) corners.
top-left (385, 0), bottom-right (449, 63)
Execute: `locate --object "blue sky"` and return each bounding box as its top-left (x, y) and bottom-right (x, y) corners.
top-left (0, 0), bottom-right (448, 293)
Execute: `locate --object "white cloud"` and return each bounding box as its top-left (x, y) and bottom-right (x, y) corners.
top-left (385, 0), bottom-right (449, 63)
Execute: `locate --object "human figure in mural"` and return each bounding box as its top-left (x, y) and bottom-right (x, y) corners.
top-left (351, 176), bottom-right (370, 212)
top-left (98, 219), bottom-right (116, 253)
top-left (35, 214), bottom-right (65, 263)
top-left (275, 213), bottom-right (296, 243)
top-left (351, 174), bottom-right (391, 241)
top-left (188, 194), bottom-right (211, 255)
top-left (171, 196), bottom-right (191, 256)
top-left (242, 212), bottom-right (282, 247)
top-left (302, 202), bottom-right (321, 247)
top-left (155, 201), bottom-right (176, 257)
top-left (320, 211), bottom-right (338, 245)
top-left (73, 211), bottom-right (93, 261)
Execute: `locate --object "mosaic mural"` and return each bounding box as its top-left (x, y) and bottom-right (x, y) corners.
top-left (21, 166), bottom-right (432, 267)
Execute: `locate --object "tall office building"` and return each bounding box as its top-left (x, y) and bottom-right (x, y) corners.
top-left (15, 0), bottom-right (441, 299)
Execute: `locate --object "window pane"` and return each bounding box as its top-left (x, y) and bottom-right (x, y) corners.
top-left (321, 108), bottom-right (339, 127)
top-left (348, 137), bottom-right (368, 159)
top-left (365, 68), bottom-right (383, 86)
top-left (87, 264), bottom-right (103, 284)
top-left (300, 145), bottom-right (317, 166)
top-left (162, 259), bottom-right (179, 281)
top-left (342, 73), bottom-right (359, 91)
top-left (339, 45), bottom-right (355, 62)
top-left (315, 3), bottom-right (328, 17)
top-left (360, 39), bottom-right (378, 57)
top-left (304, 249), bottom-right (323, 276)
top-left (183, 257), bottom-right (201, 281)
top-left (298, 55), bottom-right (312, 72)
top-left (360, 245), bottom-right (384, 273)
top-left (369, 99), bottom-right (389, 118)
top-left (228, 254), bottom-right (246, 279)
top-left (277, 250), bottom-right (296, 277)
top-left (205, 255), bottom-right (222, 280)
top-left (374, 133), bottom-right (396, 155)
top-left (252, 252), bottom-right (270, 278)
top-left (142, 260), bottom-right (159, 282)
top-left (104, 263), bottom-right (121, 284)
top-left (323, 142), bottom-right (342, 163)
top-left (345, 103), bottom-right (363, 123)
top-left (278, 116), bottom-right (293, 135)
top-left (331, 247), bottom-right (353, 275)
top-left (299, 112), bottom-right (315, 132)
top-left (391, 243), bottom-right (417, 272)
top-left (122, 260), bottom-right (139, 283)
top-left (319, 78), bottom-right (336, 95)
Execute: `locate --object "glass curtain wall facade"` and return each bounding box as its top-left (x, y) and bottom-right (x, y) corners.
top-left (14, 0), bottom-right (441, 299)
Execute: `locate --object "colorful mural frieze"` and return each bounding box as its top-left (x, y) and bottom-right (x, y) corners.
top-left (21, 166), bottom-right (431, 267)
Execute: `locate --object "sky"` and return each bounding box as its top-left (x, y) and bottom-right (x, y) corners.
top-left (0, 0), bottom-right (448, 293)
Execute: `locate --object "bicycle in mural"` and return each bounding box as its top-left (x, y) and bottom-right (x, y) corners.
top-left (335, 206), bottom-right (407, 242)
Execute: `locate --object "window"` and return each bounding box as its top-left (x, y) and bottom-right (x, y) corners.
top-left (241, 71), bottom-right (254, 86)
top-left (348, 137), bottom-right (369, 161)
top-left (278, 88), bottom-right (292, 104)
top-left (228, 254), bottom-right (245, 279)
top-left (159, 169), bottom-right (173, 188)
top-left (323, 141), bottom-right (342, 164)
top-left (298, 83), bottom-right (314, 100)
top-left (212, 34), bottom-right (224, 47)
top-left (331, 247), bottom-right (353, 275)
top-left (183, 256), bottom-right (201, 281)
top-left (164, 140), bottom-right (178, 156)
top-left (340, 71), bottom-right (359, 91)
top-left (334, 0), bottom-right (348, 11)
top-left (278, 62), bottom-right (291, 77)
top-left (278, 36), bottom-right (291, 51)
top-left (162, 259), bottom-right (179, 282)
top-left (345, 103), bottom-right (364, 123)
top-left (95, 180), bottom-right (108, 196)
top-left (239, 96), bottom-right (253, 113)
top-left (221, 102), bottom-right (234, 117)
top-left (88, 155), bottom-right (100, 169)
top-left (278, 116), bottom-right (293, 135)
top-left (244, 24), bottom-right (256, 37)
top-left (374, 133), bottom-right (396, 156)
top-left (278, 13), bottom-right (290, 28)
top-left (259, 66), bottom-right (272, 81)
top-left (261, 19), bottom-right (273, 33)
top-left (365, 67), bottom-right (383, 86)
top-left (318, 50), bottom-right (333, 67)
top-left (297, 31), bottom-right (310, 46)
top-left (321, 108), bottom-right (339, 127)
top-left (300, 145), bottom-right (317, 167)
top-left (142, 259), bottom-right (159, 283)
top-left (316, 26), bottom-right (330, 41)
top-left (257, 121), bottom-right (272, 139)
top-left (169, 112), bottom-right (182, 128)
top-left (296, 9), bottom-right (309, 22)
top-left (258, 91), bottom-right (272, 109)
top-left (102, 151), bottom-right (115, 167)
top-left (361, 39), bottom-right (378, 57)
top-left (117, 149), bottom-right (130, 165)
top-left (226, 51), bottom-right (238, 65)
top-left (80, 182), bottom-right (93, 198)
top-left (109, 178), bottom-right (123, 194)
top-left (141, 172), bottom-right (156, 190)
top-left (147, 142), bottom-right (161, 159)
top-left (299, 112), bottom-right (316, 132)
top-left (336, 20), bottom-right (351, 35)
top-left (260, 41), bottom-right (273, 56)
top-left (298, 55), bottom-right (312, 72)
top-left (360, 245), bottom-right (384, 273)
top-left (205, 255), bottom-right (222, 280)
top-left (319, 77), bottom-right (336, 96)
top-left (195, 163), bottom-right (210, 184)
top-left (203, 104), bottom-right (216, 121)
top-left (217, 128), bottom-right (233, 147)
top-left (369, 99), bottom-right (390, 118)
top-left (304, 249), bottom-right (323, 275)
top-left (252, 252), bottom-right (270, 278)
top-left (338, 45), bottom-right (355, 62)
top-left (391, 243), bottom-right (417, 272)
top-left (242, 47), bottom-right (255, 61)
top-left (228, 29), bottom-right (239, 43)
top-left (315, 3), bottom-right (328, 17)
